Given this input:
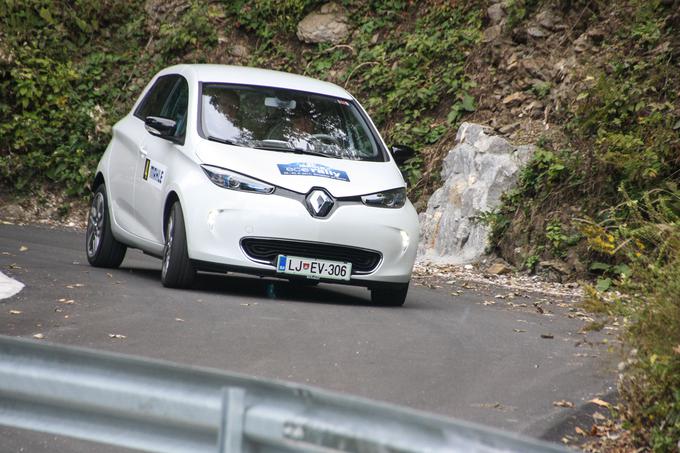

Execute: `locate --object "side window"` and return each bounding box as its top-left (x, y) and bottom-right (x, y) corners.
top-left (134, 75), bottom-right (180, 120)
top-left (161, 78), bottom-right (189, 140)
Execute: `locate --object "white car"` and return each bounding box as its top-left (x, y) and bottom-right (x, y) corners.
top-left (86, 64), bottom-right (419, 305)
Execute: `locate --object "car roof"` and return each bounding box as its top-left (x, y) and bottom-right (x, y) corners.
top-left (161, 64), bottom-right (353, 100)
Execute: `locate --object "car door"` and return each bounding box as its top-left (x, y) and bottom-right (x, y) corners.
top-left (133, 75), bottom-right (189, 245)
top-left (109, 75), bottom-right (180, 239)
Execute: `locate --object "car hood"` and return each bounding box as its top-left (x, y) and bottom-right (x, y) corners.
top-left (193, 142), bottom-right (405, 197)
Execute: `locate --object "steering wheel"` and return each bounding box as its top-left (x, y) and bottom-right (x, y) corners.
top-left (309, 134), bottom-right (341, 146)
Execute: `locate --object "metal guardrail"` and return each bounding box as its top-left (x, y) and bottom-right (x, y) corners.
top-left (0, 335), bottom-right (567, 452)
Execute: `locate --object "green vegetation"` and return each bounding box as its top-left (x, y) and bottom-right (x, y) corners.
top-left (484, 0), bottom-right (680, 449)
top-left (0, 0), bottom-right (146, 195)
top-left (0, 0), bottom-right (482, 198)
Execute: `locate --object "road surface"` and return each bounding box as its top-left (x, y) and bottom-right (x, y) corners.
top-left (0, 224), bottom-right (616, 451)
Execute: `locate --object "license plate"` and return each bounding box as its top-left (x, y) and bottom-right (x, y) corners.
top-left (276, 255), bottom-right (352, 281)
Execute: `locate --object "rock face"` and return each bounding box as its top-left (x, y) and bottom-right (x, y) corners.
top-left (296, 3), bottom-right (349, 44)
top-left (418, 123), bottom-right (535, 264)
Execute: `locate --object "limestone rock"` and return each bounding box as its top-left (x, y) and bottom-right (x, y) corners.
top-left (418, 123), bottom-right (536, 264)
top-left (296, 3), bottom-right (349, 44)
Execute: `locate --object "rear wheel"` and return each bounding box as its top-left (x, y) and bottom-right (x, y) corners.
top-left (370, 282), bottom-right (409, 307)
top-left (161, 202), bottom-right (195, 288)
top-left (86, 184), bottom-right (127, 268)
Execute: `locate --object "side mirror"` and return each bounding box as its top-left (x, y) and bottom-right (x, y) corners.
top-left (390, 145), bottom-right (415, 165)
top-left (145, 116), bottom-right (178, 142)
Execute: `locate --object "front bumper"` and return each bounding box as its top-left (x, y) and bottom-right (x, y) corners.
top-left (182, 184), bottom-right (420, 287)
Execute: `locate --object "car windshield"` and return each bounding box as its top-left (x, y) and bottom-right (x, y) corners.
top-left (200, 83), bottom-right (384, 161)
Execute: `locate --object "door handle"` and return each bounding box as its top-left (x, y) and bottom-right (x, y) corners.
top-left (138, 145), bottom-right (148, 157)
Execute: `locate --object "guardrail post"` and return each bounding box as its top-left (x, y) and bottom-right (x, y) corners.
top-left (218, 387), bottom-right (245, 453)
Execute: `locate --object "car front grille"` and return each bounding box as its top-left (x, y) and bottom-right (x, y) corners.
top-left (240, 238), bottom-right (382, 275)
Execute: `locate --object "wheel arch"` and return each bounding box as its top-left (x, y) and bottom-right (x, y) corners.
top-left (163, 191), bottom-right (181, 241)
top-left (91, 172), bottom-right (105, 192)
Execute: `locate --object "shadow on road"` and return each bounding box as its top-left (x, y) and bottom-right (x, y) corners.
top-left (117, 266), bottom-right (405, 308)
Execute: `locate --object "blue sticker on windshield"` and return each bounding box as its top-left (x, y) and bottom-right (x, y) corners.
top-left (277, 162), bottom-right (350, 182)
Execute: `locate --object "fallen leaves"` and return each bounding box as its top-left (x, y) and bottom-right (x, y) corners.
top-left (33, 333), bottom-right (44, 339)
top-left (553, 400), bottom-right (574, 408)
top-left (65, 283), bottom-right (85, 289)
top-left (540, 333), bottom-right (554, 339)
top-left (108, 333), bottom-right (126, 339)
top-left (673, 344), bottom-right (680, 355)
top-left (19, 245), bottom-right (28, 252)
top-left (589, 398), bottom-right (610, 408)
top-left (58, 298), bottom-right (75, 305)
top-left (9, 309), bottom-right (22, 315)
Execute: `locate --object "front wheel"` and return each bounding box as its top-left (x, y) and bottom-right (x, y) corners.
top-left (161, 202), bottom-right (195, 288)
top-left (86, 184), bottom-right (127, 268)
top-left (370, 282), bottom-right (409, 307)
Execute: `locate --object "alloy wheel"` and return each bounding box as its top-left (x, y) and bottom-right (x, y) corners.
top-left (86, 192), bottom-right (105, 258)
top-left (162, 214), bottom-right (175, 279)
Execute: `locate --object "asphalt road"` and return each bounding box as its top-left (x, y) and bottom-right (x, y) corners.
top-left (0, 224), bottom-right (616, 452)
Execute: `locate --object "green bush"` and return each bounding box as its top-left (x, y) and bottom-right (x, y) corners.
top-left (0, 0), bottom-right (146, 196)
top-left (615, 190), bottom-right (680, 450)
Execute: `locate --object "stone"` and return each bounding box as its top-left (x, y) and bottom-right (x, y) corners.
top-left (487, 3), bottom-right (505, 25)
top-left (0, 204), bottom-right (23, 218)
top-left (229, 44), bottom-right (250, 59)
top-left (535, 10), bottom-right (561, 31)
top-left (573, 33), bottom-right (589, 53)
top-left (526, 100), bottom-right (545, 119)
top-left (527, 27), bottom-right (548, 38)
top-left (418, 123), bottom-right (536, 264)
top-left (538, 260), bottom-right (570, 275)
top-left (499, 122), bottom-right (520, 134)
top-left (296, 3), bottom-right (350, 44)
top-left (144, 0), bottom-right (189, 34)
top-left (511, 27), bottom-right (528, 45)
top-left (536, 260), bottom-right (571, 283)
top-left (483, 25), bottom-right (503, 43)
top-left (487, 262), bottom-right (513, 275)
top-left (502, 91), bottom-right (528, 107)
top-left (587, 27), bottom-right (606, 44)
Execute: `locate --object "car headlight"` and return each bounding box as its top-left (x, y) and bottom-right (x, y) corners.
top-left (361, 187), bottom-right (406, 209)
top-left (201, 165), bottom-right (275, 194)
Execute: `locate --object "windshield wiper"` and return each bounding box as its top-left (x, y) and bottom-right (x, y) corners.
top-left (252, 145), bottom-right (332, 159)
top-left (207, 136), bottom-right (242, 146)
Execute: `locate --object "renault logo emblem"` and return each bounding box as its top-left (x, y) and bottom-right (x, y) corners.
top-left (306, 189), bottom-right (334, 217)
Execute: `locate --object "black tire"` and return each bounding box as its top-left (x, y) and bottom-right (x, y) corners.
top-left (86, 184), bottom-right (127, 268)
top-left (161, 202), bottom-right (195, 288)
top-left (370, 282), bottom-right (409, 307)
